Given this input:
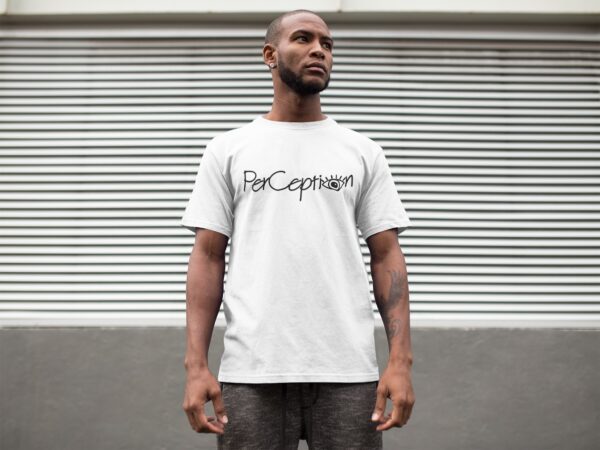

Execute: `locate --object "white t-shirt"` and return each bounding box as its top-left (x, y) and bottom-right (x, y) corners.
top-left (181, 114), bottom-right (411, 383)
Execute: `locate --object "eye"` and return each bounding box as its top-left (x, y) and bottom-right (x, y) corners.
top-left (296, 35), bottom-right (308, 42)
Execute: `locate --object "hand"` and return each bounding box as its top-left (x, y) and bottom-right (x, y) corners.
top-left (371, 363), bottom-right (415, 431)
top-left (182, 368), bottom-right (228, 434)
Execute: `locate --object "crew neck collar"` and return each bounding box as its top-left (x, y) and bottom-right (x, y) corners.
top-left (254, 115), bottom-right (336, 130)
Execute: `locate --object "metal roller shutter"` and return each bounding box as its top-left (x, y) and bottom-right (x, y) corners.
top-left (0, 24), bottom-right (598, 327)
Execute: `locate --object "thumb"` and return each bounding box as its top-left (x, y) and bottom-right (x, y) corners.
top-left (212, 387), bottom-right (228, 424)
top-left (371, 384), bottom-right (387, 422)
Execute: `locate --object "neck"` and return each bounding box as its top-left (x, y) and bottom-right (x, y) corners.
top-left (264, 91), bottom-right (326, 122)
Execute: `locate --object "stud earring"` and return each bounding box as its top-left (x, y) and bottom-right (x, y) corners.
top-left (269, 62), bottom-right (277, 69)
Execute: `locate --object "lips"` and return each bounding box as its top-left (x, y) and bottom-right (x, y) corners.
top-left (306, 63), bottom-right (327, 74)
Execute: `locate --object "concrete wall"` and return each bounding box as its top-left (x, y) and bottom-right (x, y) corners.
top-left (4, 0), bottom-right (600, 15)
top-left (1, 327), bottom-right (599, 450)
top-left (2, 0), bottom-right (599, 25)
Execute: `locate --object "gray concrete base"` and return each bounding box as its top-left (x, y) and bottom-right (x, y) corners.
top-left (1, 328), bottom-right (599, 450)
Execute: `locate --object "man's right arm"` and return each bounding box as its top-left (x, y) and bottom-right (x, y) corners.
top-left (184, 227), bottom-right (229, 371)
top-left (182, 228), bottom-right (229, 434)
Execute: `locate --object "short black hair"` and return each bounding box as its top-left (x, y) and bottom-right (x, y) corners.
top-left (264, 9), bottom-right (324, 47)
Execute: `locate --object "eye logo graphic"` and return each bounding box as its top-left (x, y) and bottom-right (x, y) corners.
top-left (243, 170), bottom-right (354, 201)
top-left (323, 175), bottom-right (344, 191)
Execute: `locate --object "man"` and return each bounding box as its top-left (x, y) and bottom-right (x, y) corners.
top-left (181, 9), bottom-right (415, 449)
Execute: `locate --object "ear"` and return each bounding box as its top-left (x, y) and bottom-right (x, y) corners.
top-left (263, 43), bottom-right (276, 68)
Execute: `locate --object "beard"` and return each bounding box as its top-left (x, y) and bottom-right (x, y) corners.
top-left (277, 58), bottom-right (330, 96)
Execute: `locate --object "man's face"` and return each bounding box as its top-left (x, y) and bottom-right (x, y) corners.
top-left (273, 13), bottom-right (334, 96)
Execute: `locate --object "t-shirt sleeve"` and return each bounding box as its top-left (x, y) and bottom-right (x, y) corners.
top-left (181, 142), bottom-right (234, 238)
top-left (356, 148), bottom-right (411, 240)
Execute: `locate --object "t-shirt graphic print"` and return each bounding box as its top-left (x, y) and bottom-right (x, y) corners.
top-left (243, 169), bottom-right (354, 202)
top-left (181, 115), bottom-right (411, 383)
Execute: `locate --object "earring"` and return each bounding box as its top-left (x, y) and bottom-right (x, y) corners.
top-left (269, 62), bottom-right (277, 69)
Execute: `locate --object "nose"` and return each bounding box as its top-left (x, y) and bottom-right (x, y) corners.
top-left (309, 43), bottom-right (326, 58)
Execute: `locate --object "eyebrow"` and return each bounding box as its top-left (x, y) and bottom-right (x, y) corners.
top-left (290, 29), bottom-right (334, 44)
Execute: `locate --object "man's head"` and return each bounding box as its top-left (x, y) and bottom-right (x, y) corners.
top-left (263, 10), bottom-right (333, 97)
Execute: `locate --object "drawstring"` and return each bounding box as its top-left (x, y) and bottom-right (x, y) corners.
top-left (306, 383), bottom-right (320, 444)
top-left (281, 384), bottom-right (287, 448)
top-left (281, 383), bottom-right (320, 447)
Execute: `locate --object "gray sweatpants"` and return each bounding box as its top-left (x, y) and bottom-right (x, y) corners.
top-left (217, 381), bottom-right (383, 450)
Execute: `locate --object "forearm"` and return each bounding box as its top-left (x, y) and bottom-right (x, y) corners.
top-left (370, 248), bottom-right (413, 369)
top-left (183, 250), bottom-right (225, 373)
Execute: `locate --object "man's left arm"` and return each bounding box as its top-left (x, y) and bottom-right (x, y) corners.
top-left (367, 228), bottom-right (415, 431)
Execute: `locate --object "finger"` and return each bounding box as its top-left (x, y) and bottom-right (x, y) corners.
top-left (206, 415), bottom-right (225, 433)
top-left (211, 387), bottom-right (229, 425)
top-left (378, 412), bottom-right (391, 424)
top-left (376, 401), bottom-right (401, 431)
top-left (191, 410), bottom-right (208, 433)
top-left (398, 402), bottom-right (410, 427)
top-left (400, 400), bottom-right (412, 425)
top-left (196, 407), bottom-right (225, 435)
top-left (185, 409), bottom-right (200, 433)
top-left (201, 415), bottom-right (224, 434)
top-left (371, 383), bottom-right (387, 422)
top-left (398, 393), bottom-right (415, 426)
top-left (402, 399), bottom-right (415, 425)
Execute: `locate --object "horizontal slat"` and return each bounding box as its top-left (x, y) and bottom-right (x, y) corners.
top-left (413, 303), bottom-right (600, 312)
top-left (2, 115), bottom-right (600, 126)
top-left (0, 236), bottom-right (599, 247)
top-left (0, 256), bottom-right (191, 264)
top-left (2, 302), bottom-right (600, 313)
top-left (2, 273), bottom-right (600, 284)
top-left (0, 209), bottom-right (600, 220)
top-left (396, 176), bottom-right (600, 184)
top-left (3, 157), bottom-right (600, 168)
top-left (1, 201), bottom-right (600, 213)
top-left (0, 218), bottom-right (598, 230)
top-left (2, 163), bottom-right (600, 173)
top-left (1, 97), bottom-right (598, 107)
top-left (0, 312), bottom-right (595, 329)
top-left (2, 65), bottom-right (600, 78)
top-left (0, 26), bottom-right (599, 41)
top-left (388, 149), bottom-right (600, 158)
top-left (0, 281), bottom-right (598, 294)
top-left (2, 123), bottom-right (600, 134)
top-left (1, 140), bottom-right (600, 151)
top-left (0, 183), bottom-right (194, 190)
top-left (1, 183), bottom-right (599, 194)
top-left (0, 231), bottom-right (598, 248)
top-left (1, 86), bottom-right (599, 97)
top-left (0, 302), bottom-right (185, 310)
top-left (0, 265), bottom-right (191, 272)
top-left (0, 312), bottom-right (597, 328)
top-left (0, 244), bottom-right (599, 256)
top-left (1, 226), bottom-right (600, 238)
top-left (1, 263), bottom-right (600, 275)
top-left (0, 47), bottom-right (598, 61)
top-left (2, 149), bottom-right (600, 159)
top-left (2, 71), bottom-right (599, 84)
top-left (1, 131), bottom-right (600, 141)
top-left (0, 173), bottom-right (575, 184)
top-left (1, 255), bottom-right (599, 266)
top-left (0, 192), bottom-right (598, 203)
top-left (2, 292), bottom-right (600, 301)
top-left (0, 193), bottom-right (189, 200)
top-left (0, 106), bottom-right (598, 116)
